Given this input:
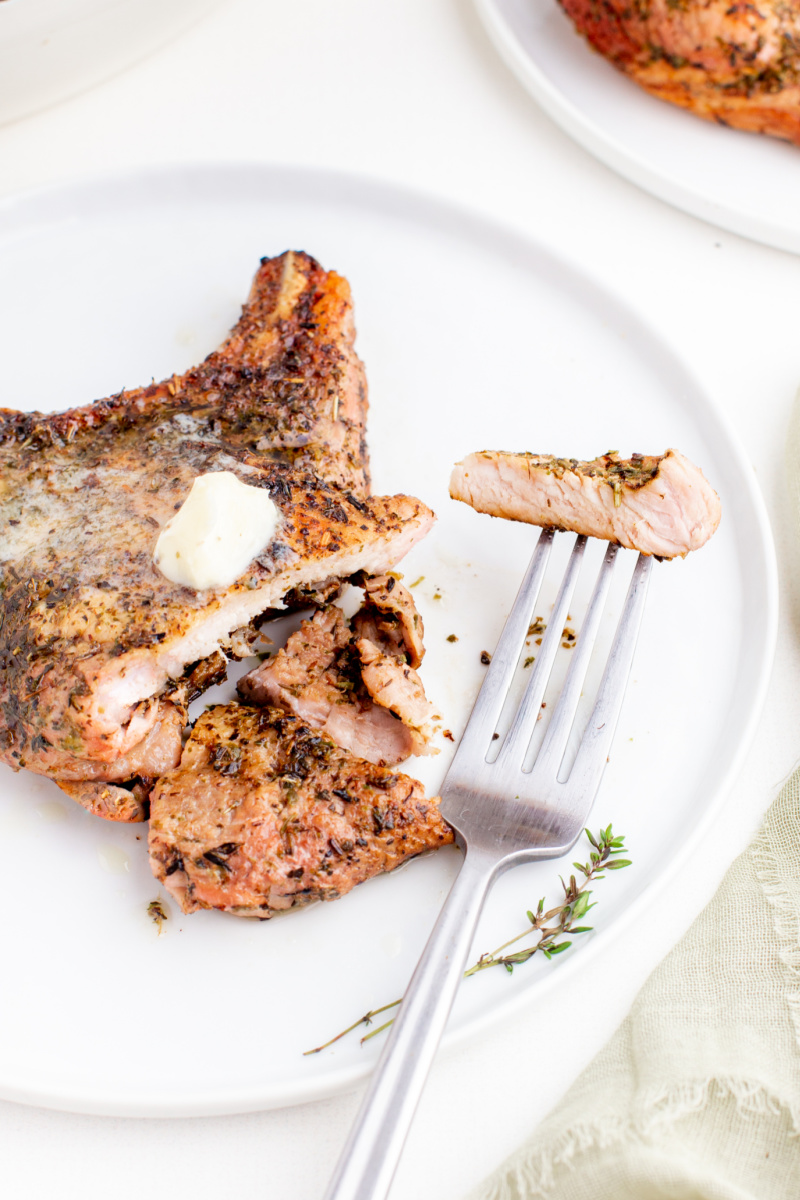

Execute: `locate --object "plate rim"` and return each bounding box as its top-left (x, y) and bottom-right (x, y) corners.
top-left (0, 160), bottom-right (779, 1116)
top-left (474, 0), bottom-right (800, 257)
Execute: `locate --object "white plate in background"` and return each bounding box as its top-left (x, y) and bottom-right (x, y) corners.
top-left (0, 0), bottom-right (224, 127)
top-left (475, 0), bottom-right (800, 255)
top-left (0, 164), bottom-right (777, 1115)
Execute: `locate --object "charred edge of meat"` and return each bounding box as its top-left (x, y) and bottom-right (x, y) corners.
top-left (165, 853), bottom-right (185, 877)
top-left (202, 843), bottom-right (239, 871)
top-left (165, 651), bottom-right (229, 706)
top-left (279, 577), bottom-right (344, 613)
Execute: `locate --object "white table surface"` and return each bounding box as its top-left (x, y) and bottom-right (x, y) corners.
top-left (1, 2), bottom-right (800, 1197)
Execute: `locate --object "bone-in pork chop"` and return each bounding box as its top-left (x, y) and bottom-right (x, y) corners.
top-left (450, 449), bottom-right (720, 557)
top-left (0, 252), bottom-right (434, 807)
top-left (149, 705), bottom-right (454, 916)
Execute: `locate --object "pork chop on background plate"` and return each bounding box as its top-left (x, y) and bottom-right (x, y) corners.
top-left (557, 0), bottom-right (800, 146)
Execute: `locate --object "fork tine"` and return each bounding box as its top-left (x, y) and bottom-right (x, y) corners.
top-left (566, 552), bottom-right (653, 797)
top-left (530, 541), bottom-right (619, 782)
top-left (447, 527), bottom-right (554, 768)
top-left (496, 534), bottom-right (587, 768)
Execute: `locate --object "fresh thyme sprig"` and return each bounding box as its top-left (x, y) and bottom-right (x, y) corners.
top-left (304, 825), bottom-right (630, 1055)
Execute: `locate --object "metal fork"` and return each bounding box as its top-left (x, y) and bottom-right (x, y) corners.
top-left (324, 529), bottom-right (653, 1200)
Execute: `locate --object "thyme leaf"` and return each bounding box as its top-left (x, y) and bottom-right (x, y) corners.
top-left (147, 898), bottom-right (169, 934)
top-left (304, 825), bottom-right (630, 1055)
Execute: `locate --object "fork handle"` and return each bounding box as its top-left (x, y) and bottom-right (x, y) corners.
top-left (323, 844), bottom-right (499, 1200)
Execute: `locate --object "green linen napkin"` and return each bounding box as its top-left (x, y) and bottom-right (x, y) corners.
top-left (469, 770), bottom-right (800, 1200)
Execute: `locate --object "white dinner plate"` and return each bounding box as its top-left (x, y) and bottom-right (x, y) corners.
top-left (0, 164), bottom-right (777, 1116)
top-left (475, 0), bottom-right (800, 255)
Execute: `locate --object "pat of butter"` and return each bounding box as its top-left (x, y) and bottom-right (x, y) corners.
top-left (153, 471), bottom-right (279, 591)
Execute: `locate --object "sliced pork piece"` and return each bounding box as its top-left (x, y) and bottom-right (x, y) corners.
top-left (450, 450), bottom-right (720, 558)
top-left (240, 604), bottom-right (354, 704)
top-left (148, 705), bottom-right (453, 916)
top-left (237, 605), bottom-right (429, 766)
top-left (352, 573), bottom-right (425, 668)
top-left (355, 638), bottom-right (435, 754)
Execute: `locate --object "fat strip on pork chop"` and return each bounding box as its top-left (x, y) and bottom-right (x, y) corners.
top-left (450, 450), bottom-right (720, 558)
top-left (149, 705), bottom-right (453, 916)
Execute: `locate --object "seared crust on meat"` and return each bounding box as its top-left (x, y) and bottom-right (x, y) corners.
top-left (148, 705), bottom-right (453, 916)
top-left (558, 0), bottom-right (800, 145)
top-left (450, 449), bottom-right (720, 557)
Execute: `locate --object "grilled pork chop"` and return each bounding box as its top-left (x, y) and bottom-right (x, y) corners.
top-left (558, 0), bottom-right (800, 145)
top-left (0, 252), bottom-right (435, 808)
top-left (149, 705), bottom-right (453, 916)
top-left (450, 450), bottom-right (720, 557)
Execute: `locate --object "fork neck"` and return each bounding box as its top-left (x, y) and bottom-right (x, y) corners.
top-left (451, 826), bottom-right (578, 876)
